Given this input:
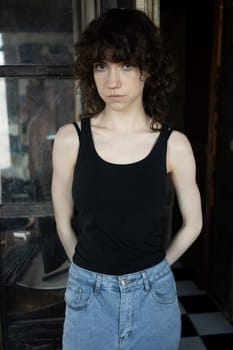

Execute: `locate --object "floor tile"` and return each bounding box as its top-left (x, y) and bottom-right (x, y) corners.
top-left (201, 333), bottom-right (233, 349)
top-left (181, 315), bottom-right (198, 337)
top-left (173, 259), bottom-right (233, 349)
top-left (178, 336), bottom-right (207, 350)
top-left (179, 295), bottom-right (219, 314)
top-left (179, 300), bottom-right (187, 315)
top-left (189, 312), bottom-right (233, 335)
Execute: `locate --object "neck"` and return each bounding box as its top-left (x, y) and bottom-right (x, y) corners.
top-left (97, 107), bottom-right (150, 133)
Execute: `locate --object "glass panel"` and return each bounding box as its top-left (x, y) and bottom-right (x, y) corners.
top-left (0, 78), bottom-right (75, 204)
top-left (0, 0), bottom-right (74, 65)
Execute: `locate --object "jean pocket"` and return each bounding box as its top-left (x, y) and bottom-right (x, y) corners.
top-left (150, 268), bottom-right (177, 304)
top-left (64, 274), bottom-right (94, 309)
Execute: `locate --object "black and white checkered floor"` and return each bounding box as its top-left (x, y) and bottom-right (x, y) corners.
top-left (172, 261), bottom-right (233, 349)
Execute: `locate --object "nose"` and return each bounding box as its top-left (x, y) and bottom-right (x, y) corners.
top-left (106, 67), bottom-right (121, 89)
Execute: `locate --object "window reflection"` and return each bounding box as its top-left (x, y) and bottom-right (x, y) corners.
top-left (0, 0), bottom-right (73, 65)
top-left (1, 33), bottom-right (74, 65)
top-left (1, 78), bottom-right (75, 203)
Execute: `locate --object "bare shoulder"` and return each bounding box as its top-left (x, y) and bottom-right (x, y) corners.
top-left (167, 130), bottom-right (195, 172)
top-left (53, 123), bottom-right (80, 167)
top-left (168, 130), bottom-right (194, 158)
top-left (168, 130), bottom-right (192, 150)
top-left (55, 123), bottom-right (79, 148)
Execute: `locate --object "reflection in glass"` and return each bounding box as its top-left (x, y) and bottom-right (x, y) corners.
top-left (1, 78), bottom-right (75, 203)
top-left (1, 33), bottom-right (74, 65)
top-left (0, 77), bottom-right (10, 168)
top-left (0, 0), bottom-right (73, 65)
top-left (0, 57), bottom-right (10, 204)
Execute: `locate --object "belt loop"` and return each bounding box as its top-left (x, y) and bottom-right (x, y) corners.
top-left (95, 274), bottom-right (102, 293)
top-left (141, 271), bottom-right (151, 291)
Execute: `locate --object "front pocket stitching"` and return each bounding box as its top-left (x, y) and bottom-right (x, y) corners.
top-left (65, 285), bottom-right (94, 309)
top-left (150, 288), bottom-right (177, 304)
top-left (67, 284), bottom-right (82, 295)
top-left (150, 273), bottom-right (177, 304)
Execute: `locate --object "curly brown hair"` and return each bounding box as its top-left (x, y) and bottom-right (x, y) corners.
top-left (74, 8), bottom-right (176, 131)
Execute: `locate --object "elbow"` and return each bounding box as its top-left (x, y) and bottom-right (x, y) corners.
top-left (192, 216), bottom-right (203, 238)
top-left (189, 204), bottom-right (203, 236)
top-left (196, 221), bottom-right (203, 238)
top-left (55, 220), bottom-right (72, 236)
top-left (182, 215), bottom-right (203, 239)
top-left (197, 212), bottom-right (203, 234)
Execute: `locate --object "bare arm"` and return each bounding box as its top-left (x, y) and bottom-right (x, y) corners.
top-left (166, 131), bottom-right (203, 265)
top-left (51, 124), bottom-right (79, 261)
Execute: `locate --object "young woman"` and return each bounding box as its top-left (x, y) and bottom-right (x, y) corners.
top-left (52, 8), bottom-right (202, 350)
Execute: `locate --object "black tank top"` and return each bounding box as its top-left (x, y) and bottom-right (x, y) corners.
top-left (72, 117), bottom-right (172, 275)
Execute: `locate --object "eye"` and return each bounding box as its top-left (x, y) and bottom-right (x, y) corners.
top-left (122, 63), bottom-right (134, 70)
top-left (94, 62), bottom-right (106, 71)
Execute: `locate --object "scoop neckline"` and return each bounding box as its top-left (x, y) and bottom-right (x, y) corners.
top-left (86, 117), bottom-right (164, 167)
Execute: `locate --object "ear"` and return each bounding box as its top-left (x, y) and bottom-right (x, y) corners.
top-left (140, 71), bottom-right (149, 81)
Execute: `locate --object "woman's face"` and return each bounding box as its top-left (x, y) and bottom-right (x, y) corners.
top-left (93, 61), bottom-right (146, 112)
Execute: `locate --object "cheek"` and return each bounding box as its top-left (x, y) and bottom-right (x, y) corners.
top-left (134, 79), bottom-right (145, 94)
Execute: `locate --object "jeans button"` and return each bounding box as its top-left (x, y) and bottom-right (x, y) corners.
top-left (121, 279), bottom-right (128, 286)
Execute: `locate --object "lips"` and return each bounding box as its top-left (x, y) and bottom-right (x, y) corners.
top-left (107, 95), bottom-right (125, 98)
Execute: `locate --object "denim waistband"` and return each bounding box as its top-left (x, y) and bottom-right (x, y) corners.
top-left (69, 258), bottom-right (171, 291)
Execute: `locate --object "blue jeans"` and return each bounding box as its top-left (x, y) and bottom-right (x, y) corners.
top-left (63, 259), bottom-right (181, 350)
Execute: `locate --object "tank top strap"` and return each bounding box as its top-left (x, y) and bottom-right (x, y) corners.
top-left (80, 117), bottom-right (90, 132)
top-left (161, 125), bottom-right (173, 142)
top-left (167, 126), bottom-right (173, 137)
top-left (79, 117), bottom-right (96, 150)
top-left (72, 121), bottom-right (81, 139)
top-left (149, 125), bottom-right (172, 161)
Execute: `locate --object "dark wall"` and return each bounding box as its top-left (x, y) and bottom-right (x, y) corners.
top-left (210, 1), bottom-right (233, 320)
top-left (162, 0), bottom-right (233, 319)
top-left (161, 0), bottom-right (214, 288)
